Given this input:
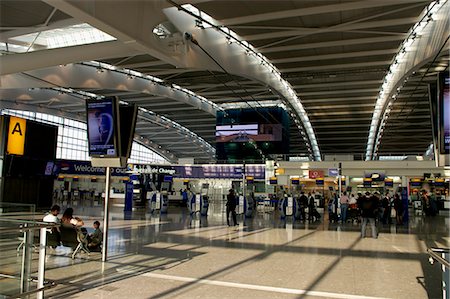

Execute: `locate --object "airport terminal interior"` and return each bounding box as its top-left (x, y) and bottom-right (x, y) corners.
top-left (0, 1), bottom-right (449, 298)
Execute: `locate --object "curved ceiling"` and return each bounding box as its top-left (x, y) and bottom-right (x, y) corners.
top-left (0, 0), bottom-right (449, 162)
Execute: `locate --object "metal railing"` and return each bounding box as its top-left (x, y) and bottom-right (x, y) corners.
top-left (428, 247), bottom-right (450, 269)
top-left (0, 216), bottom-right (59, 299)
top-left (428, 247), bottom-right (450, 299)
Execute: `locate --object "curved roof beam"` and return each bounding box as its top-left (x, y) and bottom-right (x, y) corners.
top-left (365, 0), bottom-right (450, 160)
top-left (0, 62), bottom-right (222, 116)
top-left (1, 61), bottom-right (219, 158)
top-left (163, 3), bottom-right (321, 160)
top-left (43, 0), bottom-right (180, 67)
top-left (219, 0), bottom-right (430, 26)
top-left (0, 40), bottom-right (141, 75)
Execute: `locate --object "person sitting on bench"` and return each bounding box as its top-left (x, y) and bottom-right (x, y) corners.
top-left (87, 221), bottom-right (102, 251)
top-left (43, 205), bottom-right (61, 247)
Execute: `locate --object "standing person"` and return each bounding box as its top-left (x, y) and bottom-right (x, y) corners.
top-left (339, 192), bottom-right (350, 224)
top-left (393, 193), bottom-right (404, 225)
top-left (226, 189), bottom-right (237, 226)
top-left (299, 191), bottom-right (308, 221)
top-left (382, 192), bottom-right (391, 224)
top-left (361, 191), bottom-right (379, 238)
top-left (307, 192), bottom-right (315, 222)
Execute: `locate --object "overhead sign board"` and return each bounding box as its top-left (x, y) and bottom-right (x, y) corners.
top-left (7, 116), bottom-right (26, 155)
top-left (309, 170), bottom-right (324, 179)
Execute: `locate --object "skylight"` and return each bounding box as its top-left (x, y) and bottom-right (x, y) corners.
top-left (6, 23), bottom-right (116, 52)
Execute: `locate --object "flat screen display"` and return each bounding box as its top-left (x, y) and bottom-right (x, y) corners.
top-left (119, 104), bottom-right (137, 159)
top-left (441, 73), bottom-right (450, 154)
top-left (86, 98), bottom-right (118, 157)
top-left (216, 124), bottom-right (282, 143)
top-left (216, 124), bottom-right (258, 142)
top-left (215, 107), bottom-right (290, 162)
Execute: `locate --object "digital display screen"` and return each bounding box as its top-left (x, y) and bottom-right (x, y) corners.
top-left (163, 175), bottom-right (173, 182)
top-left (216, 107), bottom-right (290, 163)
top-left (441, 73), bottom-right (450, 154)
top-left (216, 124), bottom-right (282, 143)
top-left (216, 124), bottom-right (258, 142)
top-left (86, 98), bottom-right (118, 157)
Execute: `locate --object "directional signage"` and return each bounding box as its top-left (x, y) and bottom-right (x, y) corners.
top-left (7, 116), bottom-right (27, 155)
top-left (309, 170), bottom-right (324, 179)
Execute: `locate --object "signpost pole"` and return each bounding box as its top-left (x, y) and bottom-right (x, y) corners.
top-left (102, 166), bottom-right (111, 263)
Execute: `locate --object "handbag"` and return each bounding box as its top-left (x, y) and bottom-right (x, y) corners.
top-left (390, 209), bottom-right (396, 218)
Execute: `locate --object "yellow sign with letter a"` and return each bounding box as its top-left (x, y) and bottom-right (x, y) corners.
top-left (7, 116), bottom-right (26, 155)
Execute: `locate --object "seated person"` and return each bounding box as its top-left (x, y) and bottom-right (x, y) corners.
top-left (87, 221), bottom-right (102, 251)
top-left (61, 207), bottom-right (85, 227)
top-left (43, 205), bottom-right (61, 247)
top-left (61, 208), bottom-right (88, 246)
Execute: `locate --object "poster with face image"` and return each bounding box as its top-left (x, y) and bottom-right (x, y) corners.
top-left (442, 74), bottom-right (449, 154)
top-left (86, 98), bottom-right (117, 156)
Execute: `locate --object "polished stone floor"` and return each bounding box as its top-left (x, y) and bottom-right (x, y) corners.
top-left (2, 202), bottom-right (449, 299)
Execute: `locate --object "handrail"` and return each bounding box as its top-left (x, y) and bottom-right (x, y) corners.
top-left (427, 247), bottom-right (450, 269)
top-left (0, 219), bottom-right (59, 234)
top-left (0, 218), bottom-right (59, 299)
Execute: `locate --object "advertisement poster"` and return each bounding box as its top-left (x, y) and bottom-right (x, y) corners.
top-left (442, 74), bottom-right (449, 153)
top-left (87, 99), bottom-right (116, 156)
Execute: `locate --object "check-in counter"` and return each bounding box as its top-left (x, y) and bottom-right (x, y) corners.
top-left (102, 190), bottom-right (125, 206)
top-left (168, 194), bottom-right (184, 206)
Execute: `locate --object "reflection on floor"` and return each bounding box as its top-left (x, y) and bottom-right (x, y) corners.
top-left (8, 203), bottom-right (450, 298)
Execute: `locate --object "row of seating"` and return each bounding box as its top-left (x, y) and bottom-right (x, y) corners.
top-left (17, 224), bottom-right (90, 259)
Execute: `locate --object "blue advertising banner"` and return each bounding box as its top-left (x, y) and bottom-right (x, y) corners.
top-left (328, 168), bottom-right (339, 177)
top-left (57, 160), bottom-right (265, 179)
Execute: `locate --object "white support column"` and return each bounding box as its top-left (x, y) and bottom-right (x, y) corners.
top-left (37, 227), bottom-right (47, 299)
